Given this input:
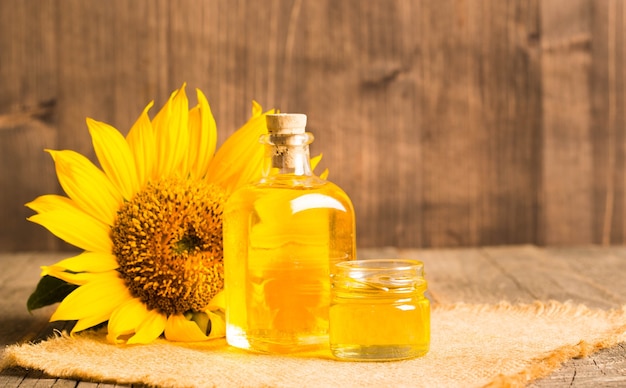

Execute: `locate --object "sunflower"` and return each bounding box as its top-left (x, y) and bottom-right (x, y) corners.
top-left (26, 84), bottom-right (275, 344)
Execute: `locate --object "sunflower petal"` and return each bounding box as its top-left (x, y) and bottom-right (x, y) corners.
top-left (87, 118), bottom-right (139, 200)
top-left (152, 85), bottom-right (190, 177)
top-left (164, 314), bottom-right (209, 342)
top-left (107, 298), bottom-right (150, 344)
top-left (188, 89), bottom-right (217, 179)
top-left (45, 252), bottom-right (119, 273)
top-left (28, 210), bottom-right (112, 253)
top-left (107, 298), bottom-right (168, 345)
top-left (25, 194), bottom-right (75, 214)
top-left (310, 154), bottom-right (322, 171)
top-left (72, 313), bottom-right (113, 334)
top-left (47, 149), bottom-right (123, 226)
top-left (310, 154), bottom-right (330, 179)
top-left (126, 309), bottom-right (167, 344)
top-left (251, 100), bottom-right (262, 117)
top-left (41, 267), bottom-right (110, 286)
top-left (51, 273), bottom-right (131, 332)
top-left (207, 290), bottom-right (225, 311)
top-left (207, 102), bottom-right (275, 194)
top-left (206, 310), bottom-right (226, 339)
top-left (126, 101), bottom-right (156, 185)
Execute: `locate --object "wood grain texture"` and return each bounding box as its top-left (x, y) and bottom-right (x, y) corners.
top-left (1, 247), bottom-right (625, 386)
top-left (0, 0), bottom-right (62, 251)
top-left (0, 253), bottom-right (62, 348)
top-left (591, 0), bottom-right (626, 246)
top-left (540, 0), bottom-right (595, 245)
top-left (0, 0), bottom-right (624, 250)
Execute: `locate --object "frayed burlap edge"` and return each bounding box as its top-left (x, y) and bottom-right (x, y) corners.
top-left (487, 315), bottom-right (626, 386)
top-left (435, 301), bottom-right (626, 387)
top-left (2, 301), bottom-right (626, 388)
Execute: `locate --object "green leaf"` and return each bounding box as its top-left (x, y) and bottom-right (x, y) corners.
top-left (184, 310), bottom-right (211, 335)
top-left (27, 275), bottom-right (79, 312)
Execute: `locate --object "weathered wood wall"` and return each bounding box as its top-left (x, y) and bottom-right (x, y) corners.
top-left (0, 0), bottom-right (624, 251)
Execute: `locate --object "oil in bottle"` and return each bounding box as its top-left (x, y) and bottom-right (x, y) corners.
top-left (223, 113), bottom-right (356, 353)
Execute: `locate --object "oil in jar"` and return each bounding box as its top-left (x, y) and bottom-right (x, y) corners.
top-left (329, 259), bottom-right (430, 361)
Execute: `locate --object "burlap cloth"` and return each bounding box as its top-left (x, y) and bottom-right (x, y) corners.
top-left (2, 301), bottom-right (626, 387)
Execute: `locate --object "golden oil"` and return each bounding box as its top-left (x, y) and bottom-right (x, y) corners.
top-left (329, 259), bottom-right (430, 360)
top-left (224, 114), bottom-right (356, 353)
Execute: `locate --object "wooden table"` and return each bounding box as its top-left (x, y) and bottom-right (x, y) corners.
top-left (1, 245), bottom-right (625, 387)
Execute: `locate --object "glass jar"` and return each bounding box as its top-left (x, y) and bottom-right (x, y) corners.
top-left (329, 259), bottom-right (430, 361)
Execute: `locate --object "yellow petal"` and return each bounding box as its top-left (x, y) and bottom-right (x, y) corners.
top-left (206, 311), bottom-right (226, 339)
top-left (207, 102), bottom-right (275, 194)
top-left (207, 290), bottom-right (225, 311)
top-left (45, 252), bottom-right (119, 273)
top-left (107, 298), bottom-right (167, 344)
top-left (152, 84), bottom-right (190, 177)
top-left (73, 312), bottom-right (113, 334)
top-left (126, 101), bottom-right (156, 185)
top-left (28, 210), bottom-right (112, 253)
top-left (164, 314), bottom-right (209, 342)
top-left (47, 149), bottom-right (123, 226)
top-left (41, 267), bottom-right (112, 286)
top-left (25, 194), bottom-right (75, 214)
top-left (310, 154), bottom-right (330, 179)
top-left (310, 154), bottom-right (322, 171)
top-left (126, 308), bottom-right (167, 344)
top-left (51, 273), bottom-right (131, 330)
top-left (107, 298), bottom-right (150, 344)
top-left (188, 89), bottom-right (217, 179)
top-left (87, 118), bottom-right (139, 200)
top-left (252, 100), bottom-right (262, 117)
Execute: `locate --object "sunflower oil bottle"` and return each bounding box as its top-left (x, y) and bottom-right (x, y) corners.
top-left (223, 113), bottom-right (356, 353)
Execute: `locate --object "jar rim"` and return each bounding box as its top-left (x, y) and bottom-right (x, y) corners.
top-left (332, 259), bottom-right (426, 292)
top-left (335, 259), bottom-right (424, 273)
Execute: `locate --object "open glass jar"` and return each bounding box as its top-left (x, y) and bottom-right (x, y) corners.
top-left (329, 259), bottom-right (430, 361)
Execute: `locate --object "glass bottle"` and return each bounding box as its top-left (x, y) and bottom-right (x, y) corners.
top-left (223, 113), bottom-right (356, 353)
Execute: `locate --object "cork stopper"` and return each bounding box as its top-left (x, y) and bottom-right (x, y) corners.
top-left (266, 113), bottom-right (307, 135)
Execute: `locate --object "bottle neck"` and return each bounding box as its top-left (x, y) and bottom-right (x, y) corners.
top-left (260, 132), bottom-right (314, 177)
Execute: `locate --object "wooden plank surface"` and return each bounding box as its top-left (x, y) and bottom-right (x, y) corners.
top-left (1, 246), bottom-right (625, 387)
top-left (0, 0), bottom-right (62, 252)
top-left (590, 0), bottom-right (626, 245)
top-left (406, 245), bottom-right (626, 387)
top-left (2, 0), bottom-right (626, 250)
top-left (540, 0), bottom-right (595, 245)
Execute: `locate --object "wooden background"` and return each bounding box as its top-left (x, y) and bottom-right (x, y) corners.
top-left (1, 0), bottom-right (625, 251)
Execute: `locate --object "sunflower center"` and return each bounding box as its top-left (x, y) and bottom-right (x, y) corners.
top-left (111, 177), bottom-right (227, 316)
